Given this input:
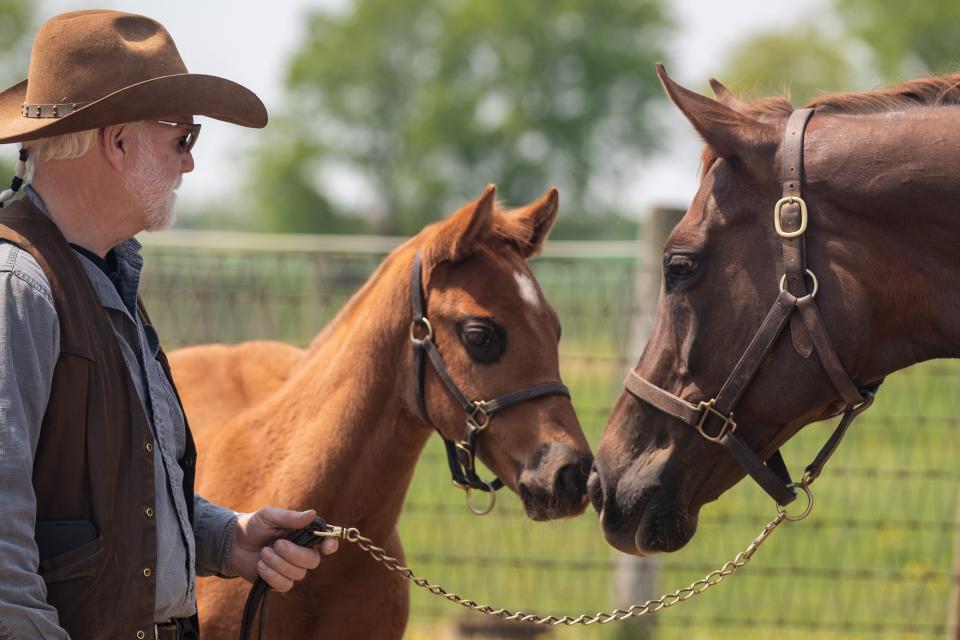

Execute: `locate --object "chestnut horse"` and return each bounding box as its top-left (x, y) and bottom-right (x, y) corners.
top-left (172, 186), bottom-right (593, 639)
top-left (590, 65), bottom-right (960, 556)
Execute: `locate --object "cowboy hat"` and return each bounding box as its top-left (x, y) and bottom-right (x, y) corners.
top-left (0, 9), bottom-right (267, 144)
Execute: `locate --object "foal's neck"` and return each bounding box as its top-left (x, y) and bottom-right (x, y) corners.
top-left (253, 246), bottom-right (433, 536)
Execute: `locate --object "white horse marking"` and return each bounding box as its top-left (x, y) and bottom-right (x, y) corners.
top-left (514, 271), bottom-right (542, 308)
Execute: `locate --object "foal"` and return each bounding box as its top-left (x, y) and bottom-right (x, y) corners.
top-left (178, 186), bottom-right (593, 639)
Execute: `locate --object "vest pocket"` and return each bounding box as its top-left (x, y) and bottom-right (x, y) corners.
top-left (38, 532), bottom-right (103, 583)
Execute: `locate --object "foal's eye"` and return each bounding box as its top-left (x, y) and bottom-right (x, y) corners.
top-left (665, 254), bottom-right (699, 280)
top-left (457, 318), bottom-right (507, 364)
top-left (465, 327), bottom-right (492, 348)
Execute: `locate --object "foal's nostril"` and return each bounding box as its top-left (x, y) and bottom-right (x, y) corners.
top-left (587, 464), bottom-right (603, 515)
top-left (554, 463), bottom-right (584, 506)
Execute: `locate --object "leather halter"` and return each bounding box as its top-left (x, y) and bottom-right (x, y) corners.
top-left (624, 108), bottom-right (878, 506)
top-left (409, 250), bottom-right (571, 514)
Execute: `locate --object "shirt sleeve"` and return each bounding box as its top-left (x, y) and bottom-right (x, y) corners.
top-left (0, 265), bottom-right (68, 639)
top-left (193, 495), bottom-right (239, 578)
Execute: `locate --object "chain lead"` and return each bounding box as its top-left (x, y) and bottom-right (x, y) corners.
top-left (324, 511), bottom-right (788, 626)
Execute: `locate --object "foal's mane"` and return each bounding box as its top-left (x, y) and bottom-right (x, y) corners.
top-left (700, 72), bottom-right (960, 173)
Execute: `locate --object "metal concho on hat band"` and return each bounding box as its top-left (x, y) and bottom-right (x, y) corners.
top-left (21, 102), bottom-right (90, 119)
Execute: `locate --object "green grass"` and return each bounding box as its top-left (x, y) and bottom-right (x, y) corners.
top-left (139, 246), bottom-right (960, 638)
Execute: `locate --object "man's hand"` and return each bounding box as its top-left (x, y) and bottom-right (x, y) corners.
top-left (229, 507), bottom-right (339, 591)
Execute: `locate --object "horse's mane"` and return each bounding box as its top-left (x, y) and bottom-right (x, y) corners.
top-left (700, 73), bottom-right (960, 172)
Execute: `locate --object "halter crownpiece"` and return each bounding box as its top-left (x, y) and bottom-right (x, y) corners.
top-left (409, 249), bottom-right (570, 515)
top-left (624, 108), bottom-right (879, 508)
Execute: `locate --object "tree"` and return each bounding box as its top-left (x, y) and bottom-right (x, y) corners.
top-left (0, 1), bottom-right (33, 87)
top-left (255, 0), bottom-right (673, 236)
top-left (0, 2), bottom-right (36, 182)
top-left (714, 27), bottom-right (861, 106)
top-left (836, 0), bottom-right (960, 80)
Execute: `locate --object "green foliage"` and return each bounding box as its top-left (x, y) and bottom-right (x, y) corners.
top-left (716, 27), bottom-right (857, 106)
top-left (714, 1), bottom-right (960, 107)
top-left (837, 0), bottom-right (960, 79)
top-left (257, 0), bottom-right (672, 236)
top-left (0, 0), bottom-right (33, 87)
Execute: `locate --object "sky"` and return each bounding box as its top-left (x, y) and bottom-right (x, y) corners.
top-left (27, 0), bottom-right (828, 222)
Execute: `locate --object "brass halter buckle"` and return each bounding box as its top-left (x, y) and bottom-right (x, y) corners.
top-left (695, 399), bottom-right (737, 442)
top-left (774, 196), bottom-right (808, 238)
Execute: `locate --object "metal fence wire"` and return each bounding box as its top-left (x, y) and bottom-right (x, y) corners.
top-left (140, 232), bottom-right (960, 640)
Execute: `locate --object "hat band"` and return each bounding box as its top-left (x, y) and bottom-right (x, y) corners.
top-left (21, 102), bottom-right (90, 119)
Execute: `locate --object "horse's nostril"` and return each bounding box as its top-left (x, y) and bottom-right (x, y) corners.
top-left (555, 463), bottom-right (583, 503)
top-left (587, 466), bottom-right (603, 515)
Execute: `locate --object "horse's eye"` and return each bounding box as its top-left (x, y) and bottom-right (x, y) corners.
top-left (665, 254), bottom-right (698, 279)
top-left (465, 327), bottom-right (492, 348)
top-left (457, 318), bottom-right (507, 364)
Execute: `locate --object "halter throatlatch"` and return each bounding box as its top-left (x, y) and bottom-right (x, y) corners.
top-left (409, 250), bottom-right (570, 515)
top-left (624, 108), bottom-right (878, 510)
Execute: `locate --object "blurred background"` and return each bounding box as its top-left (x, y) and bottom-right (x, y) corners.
top-left (5, 0), bottom-right (960, 637)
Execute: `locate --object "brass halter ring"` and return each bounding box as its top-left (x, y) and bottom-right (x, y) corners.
top-left (779, 269), bottom-right (819, 298)
top-left (463, 480), bottom-right (497, 516)
top-left (776, 482), bottom-right (813, 521)
top-left (409, 317), bottom-right (434, 342)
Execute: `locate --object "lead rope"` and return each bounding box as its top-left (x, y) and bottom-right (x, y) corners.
top-left (239, 491), bottom-right (811, 638)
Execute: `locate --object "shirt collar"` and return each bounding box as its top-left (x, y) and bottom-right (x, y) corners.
top-left (24, 184), bottom-right (145, 318)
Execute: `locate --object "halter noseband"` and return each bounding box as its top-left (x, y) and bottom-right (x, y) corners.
top-left (409, 250), bottom-right (571, 515)
top-left (624, 108), bottom-right (878, 509)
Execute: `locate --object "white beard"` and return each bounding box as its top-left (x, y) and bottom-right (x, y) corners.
top-left (125, 134), bottom-right (181, 232)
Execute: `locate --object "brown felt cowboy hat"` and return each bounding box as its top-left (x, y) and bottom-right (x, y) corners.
top-left (0, 9), bottom-right (267, 144)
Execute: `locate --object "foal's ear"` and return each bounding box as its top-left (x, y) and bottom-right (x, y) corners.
top-left (510, 187), bottom-right (559, 259)
top-left (657, 63), bottom-right (776, 160)
top-left (426, 184), bottom-right (496, 267)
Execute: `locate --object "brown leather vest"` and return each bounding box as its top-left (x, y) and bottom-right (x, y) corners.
top-left (0, 198), bottom-right (198, 640)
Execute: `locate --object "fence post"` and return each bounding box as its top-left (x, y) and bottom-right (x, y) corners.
top-left (613, 205), bottom-right (685, 640)
top-left (949, 490), bottom-right (960, 640)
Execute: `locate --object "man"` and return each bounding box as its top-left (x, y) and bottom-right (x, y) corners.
top-left (0, 11), bottom-right (337, 640)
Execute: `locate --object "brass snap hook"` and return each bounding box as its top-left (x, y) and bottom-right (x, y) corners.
top-left (777, 482), bottom-right (814, 521)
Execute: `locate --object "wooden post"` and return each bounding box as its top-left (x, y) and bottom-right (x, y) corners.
top-left (613, 205), bottom-right (685, 640)
top-left (948, 489), bottom-right (960, 640)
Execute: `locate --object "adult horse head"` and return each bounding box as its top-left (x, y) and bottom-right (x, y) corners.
top-left (590, 65), bottom-right (960, 556)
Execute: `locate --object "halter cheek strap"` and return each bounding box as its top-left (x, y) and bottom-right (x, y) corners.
top-left (624, 108), bottom-right (879, 506)
top-left (409, 250), bottom-right (570, 514)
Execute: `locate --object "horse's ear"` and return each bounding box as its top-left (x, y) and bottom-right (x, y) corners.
top-left (425, 184), bottom-right (496, 268)
top-left (709, 78), bottom-right (748, 112)
top-left (510, 187), bottom-right (559, 259)
top-left (657, 63), bottom-right (776, 160)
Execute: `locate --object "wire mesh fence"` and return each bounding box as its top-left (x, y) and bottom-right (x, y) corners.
top-left (140, 230), bottom-right (960, 639)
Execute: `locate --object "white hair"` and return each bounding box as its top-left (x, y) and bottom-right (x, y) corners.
top-left (23, 128), bottom-right (100, 178)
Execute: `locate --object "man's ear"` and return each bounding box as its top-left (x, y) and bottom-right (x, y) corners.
top-left (102, 123), bottom-right (134, 173)
top-left (423, 184), bottom-right (496, 270)
top-left (657, 63), bottom-right (777, 161)
top-left (509, 187), bottom-right (559, 259)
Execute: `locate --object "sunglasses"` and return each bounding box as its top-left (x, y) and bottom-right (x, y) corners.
top-left (153, 119), bottom-right (202, 153)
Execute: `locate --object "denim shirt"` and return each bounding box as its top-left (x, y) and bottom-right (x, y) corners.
top-left (0, 187), bottom-right (237, 639)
